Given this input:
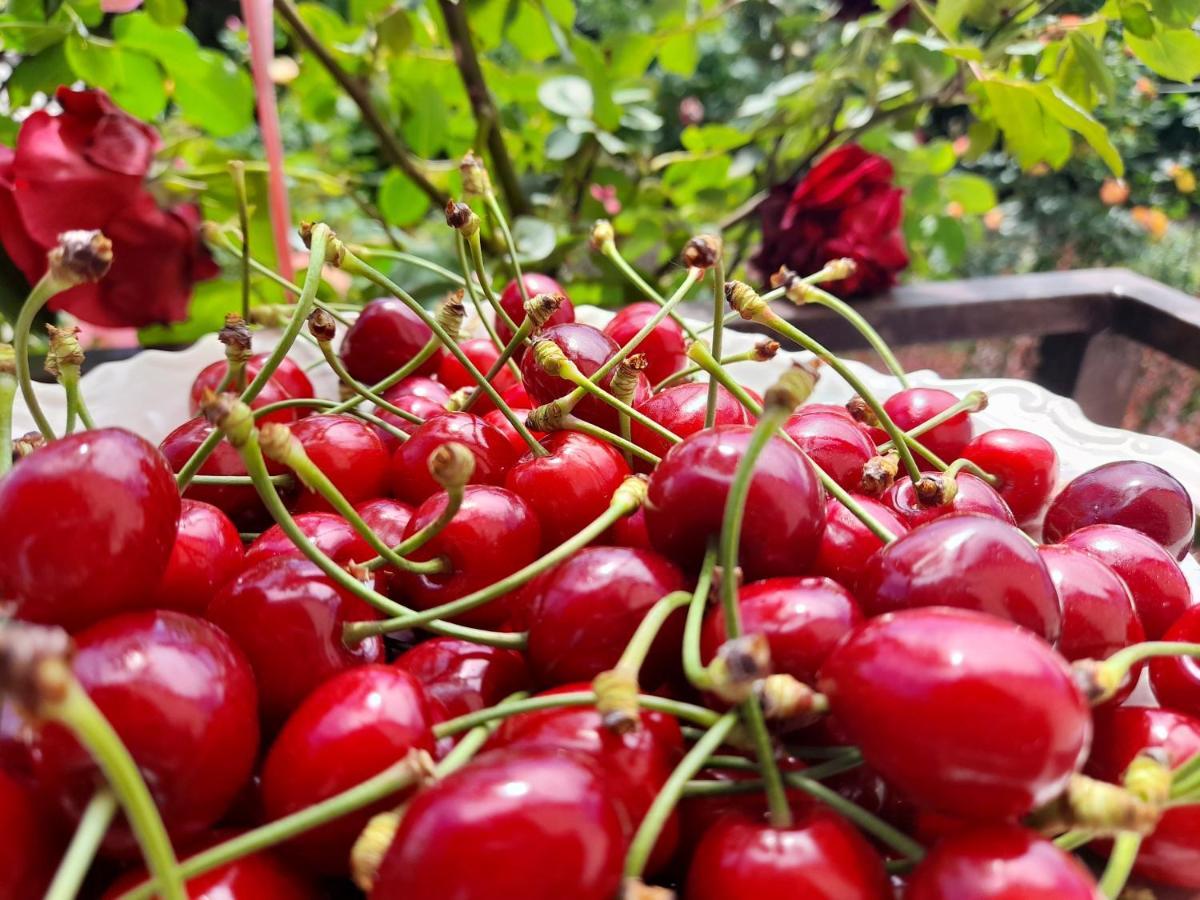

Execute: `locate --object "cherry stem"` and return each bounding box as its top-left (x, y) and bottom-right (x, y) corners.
top-left (1101, 641), bottom-right (1200, 696)
top-left (942, 456), bottom-right (1000, 488)
top-left (0, 367), bottom-right (17, 476)
top-left (435, 692), bottom-right (529, 778)
top-left (679, 756), bottom-right (861, 795)
top-left (708, 748), bottom-right (861, 770)
top-left (43, 787), bottom-right (117, 900)
top-left (229, 161), bottom-right (252, 321)
top-left (556, 363), bottom-right (680, 446)
top-left (483, 191), bottom-right (528, 296)
top-left (466, 230), bottom-right (521, 336)
top-left (598, 268), bottom-right (703, 387)
top-left (191, 473), bottom-right (293, 487)
top-left (365, 480), bottom-right (464, 568)
top-left (354, 245), bottom-right (467, 287)
top-left (316, 341), bottom-right (425, 425)
top-left (596, 237), bottom-right (701, 341)
top-left (1168, 750), bottom-right (1200, 799)
top-left (13, 273), bottom-right (65, 441)
top-left (792, 280), bottom-right (910, 387)
top-left (781, 773), bottom-right (925, 862)
top-left (324, 336), bottom-right (442, 417)
top-left (254, 397), bottom-right (411, 444)
top-left (461, 315), bottom-right (535, 414)
top-left (654, 349), bottom-right (763, 392)
top-left (1098, 831), bottom-right (1142, 898)
top-left (204, 226), bottom-right (340, 307)
top-left (876, 390), bottom-right (987, 453)
top-left (1053, 829), bottom-right (1094, 851)
top-left (695, 310), bottom-right (740, 335)
top-left (616, 590), bottom-right (692, 677)
top-left (683, 543), bottom-right (720, 691)
top-left (561, 414), bottom-right (661, 466)
top-left (706, 253), bottom-right (726, 429)
top-left (454, 232), bottom-right (518, 376)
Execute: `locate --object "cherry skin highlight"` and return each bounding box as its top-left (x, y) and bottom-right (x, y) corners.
top-left (783, 411), bottom-right (875, 492)
top-left (243, 511), bottom-right (372, 571)
top-left (812, 496), bottom-right (909, 589)
top-left (339, 297), bottom-right (441, 383)
top-left (355, 498), bottom-right (414, 596)
top-left (189, 357), bottom-right (302, 425)
top-left (960, 429), bottom-right (1059, 525)
top-left (602, 301), bottom-right (688, 385)
top-left (393, 637), bottom-right (531, 722)
top-left (884, 472), bottom-right (1016, 529)
top-left (1149, 605), bottom-right (1200, 718)
top-left (496, 272), bottom-right (575, 345)
top-left (288, 414), bottom-right (391, 514)
top-left (389, 412), bottom-right (516, 505)
top-left (879, 387), bottom-right (974, 462)
top-left (632, 382), bottom-right (753, 464)
top-left (153, 499), bottom-right (245, 615)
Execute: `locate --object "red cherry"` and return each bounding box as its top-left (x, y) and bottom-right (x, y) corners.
top-left (0, 700), bottom-right (35, 781)
top-left (1149, 606), bottom-right (1200, 717)
top-left (265, 355), bottom-right (316, 402)
top-left (904, 825), bottom-right (1099, 899)
top-left (389, 412), bottom-right (516, 505)
top-left (385, 374), bottom-right (453, 406)
top-left (339, 297), bottom-right (442, 383)
top-left (884, 472), bottom-right (1016, 529)
top-left (856, 514), bottom-right (1061, 641)
top-left (1040, 545), bottom-right (1144, 666)
top-left (34, 611), bottom-right (259, 856)
top-left (812, 496), bottom-right (909, 589)
top-left (288, 414), bottom-right (391, 513)
top-left (1045, 460), bottom-right (1195, 560)
top-left (684, 810), bottom-right (890, 900)
top-left (189, 357), bottom-right (305, 425)
top-left (680, 754), bottom-right (814, 853)
top-left (504, 431), bottom-right (631, 549)
top-left (0, 428), bottom-right (180, 631)
top-left (645, 425), bottom-right (827, 579)
top-left (356, 498), bottom-right (414, 596)
top-left (261, 664), bottom-right (435, 875)
top-left (371, 746), bottom-right (624, 900)
top-left (396, 485), bottom-right (542, 628)
top-left (373, 389), bottom-right (447, 451)
top-left (0, 769), bottom-right (61, 898)
top-left (1060, 524), bottom-right (1193, 639)
top-left (153, 499), bottom-right (244, 615)
top-left (794, 402), bottom-right (855, 421)
top-left (394, 637), bottom-right (531, 722)
top-left (502, 382), bottom-right (533, 407)
top-left (632, 382), bottom-right (753, 464)
top-left (878, 388), bottom-right (974, 461)
top-left (607, 504), bottom-right (653, 550)
top-left (602, 301), bottom-right (688, 385)
top-left (524, 546), bottom-right (687, 686)
top-left (496, 273), bottom-right (575, 345)
top-left (482, 407), bottom-right (546, 457)
top-left (436, 337), bottom-right (519, 412)
top-left (244, 511), bottom-right (371, 571)
top-left (818, 607), bottom-right (1090, 821)
top-left (207, 556), bottom-right (385, 726)
top-left (960, 429), bottom-right (1059, 524)
top-left (104, 842), bottom-right (319, 900)
top-left (783, 411), bottom-right (875, 492)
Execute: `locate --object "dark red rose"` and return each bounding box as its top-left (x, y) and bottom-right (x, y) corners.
top-left (0, 87), bottom-right (218, 328)
top-left (753, 144), bottom-right (909, 299)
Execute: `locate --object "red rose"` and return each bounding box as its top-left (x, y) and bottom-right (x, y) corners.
top-left (0, 87), bottom-right (218, 328)
top-left (752, 143), bottom-right (909, 298)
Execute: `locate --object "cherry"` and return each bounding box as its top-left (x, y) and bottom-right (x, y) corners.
top-left (356, 498), bottom-right (414, 595)
top-left (0, 700), bottom-right (35, 781)
top-left (602, 301), bottom-right (688, 385)
top-left (783, 411), bottom-right (875, 492)
top-left (496, 272), bottom-right (575, 345)
top-left (207, 556), bottom-right (385, 727)
top-left (960, 429), bottom-right (1059, 525)
top-left (482, 406), bottom-right (545, 457)
top-left (812, 496), bottom-right (909, 589)
top-left (876, 387), bottom-right (974, 462)
top-left (373, 390), bottom-right (447, 451)
top-left (904, 825), bottom-right (1099, 899)
top-left (0, 428), bottom-right (180, 631)
top-left (0, 769), bottom-right (61, 899)
top-left (189, 357), bottom-right (303, 425)
top-left (395, 485), bottom-right (542, 629)
top-left (153, 499), bottom-right (245, 615)
top-left (339, 297), bottom-right (441, 383)
top-left (34, 611), bottom-right (259, 857)
top-left (632, 382), bottom-right (753, 464)
top-left (524, 546), bottom-right (687, 686)
top-left (645, 425), bottom-right (827, 580)
top-left (260, 664), bottom-right (435, 875)
top-left (104, 840), bottom-right (319, 899)
top-left (371, 746), bottom-right (625, 900)
top-left (288, 414), bottom-right (391, 513)
top-left (684, 810), bottom-right (890, 900)
top-left (884, 472), bottom-right (1016, 529)
top-left (501, 382), bottom-right (534, 407)
top-left (389, 412), bottom-right (516, 505)
top-left (607, 504), bottom-right (653, 551)
top-left (385, 374), bottom-right (453, 406)
top-left (393, 637), bottom-right (531, 722)
top-left (504, 431), bottom-right (631, 549)
top-left (1149, 605), bottom-right (1200, 717)
top-left (819, 607), bottom-right (1090, 821)
top-left (1060, 524), bottom-right (1193, 640)
top-left (267, 356), bottom-right (317, 403)
top-left (1045, 460), bottom-right (1195, 560)
top-left (244, 512), bottom-right (371, 571)
top-left (436, 337), bottom-right (519, 412)
top-left (793, 402), bottom-right (856, 422)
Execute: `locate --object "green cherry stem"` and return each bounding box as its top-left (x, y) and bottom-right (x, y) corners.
top-left (941, 455), bottom-right (1001, 488)
top-left (483, 191), bottom-right (528, 297)
top-left (454, 232), bottom-right (514, 363)
top-left (1053, 829), bottom-right (1094, 851)
top-left (1098, 831), bottom-right (1142, 898)
top-left (191, 473), bottom-right (293, 487)
top-left (0, 350), bottom-right (17, 477)
top-left (561, 414), bottom-right (661, 466)
top-left (466, 230), bottom-right (521, 337)
top-left (679, 756), bottom-right (862, 796)
top-left (43, 788), bottom-right (118, 900)
top-left (683, 542), bottom-right (720, 691)
top-left (875, 390), bottom-right (987, 453)
top-left (435, 692), bottom-right (529, 778)
top-left (655, 348), bottom-right (771, 392)
top-left (314, 340), bottom-right (424, 425)
top-left (706, 251), bottom-right (726, 428)
top-left (352, 245), bottom-right (467, 287)
top-left (595, 232), bottom-right (701, 341)
top-left (253, 397), bottom-right (411, 445)
top-left (229, 161), bottom-right (252, 321)
top-left (461, 309), bottom-right (542, 414)
top-left (1094, 642), bottom-right (1200, 705)
top-left (13, 273), bottom-right (67, 441)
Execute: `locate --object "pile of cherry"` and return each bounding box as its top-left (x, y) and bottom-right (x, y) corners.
top-left (4, 240), bottom-right (1200, 900)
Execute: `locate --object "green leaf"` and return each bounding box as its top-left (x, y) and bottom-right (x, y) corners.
top-left (543, 0), bottom-right (574, 28)
top-left (511, 216), bottom-right (556, 262)
top-left (378, 168), bottom-right (431, 227)
top-left (44, 0), bottom-right (64, 18)
top-left (170, 48), bottom-right (254, 137)
top-left (978, 79), bottom-right (1072, 171)
top-left (537, 75), bottom-right (593, 117)
top-left (609, 35), bottom-right (658, 80)
top-left (1119, 0), bottom-right (1156, 39)
top-left (1127, 27), bottom-right (1200, 83)
top-left (376, 7), bottom-right (412, 53)
top-left (507, 1), bottom-right (557, 63)
top-left (6, 42), bottom-right (71, 108)
top-left (572, 36), bottom-right (619, 131)
top-left (1036, 82), bottom-right (1123, 175)
top-left (963, 119), bottom-right (997, 162)
top-left (401, 81), bottom-right (446, 157)
top-left (545, 127), bottom-right (583, 160)
top-left (113, 12), bottom-right (197, 62)
top-left (1150, 0), bottom-right (1200, 29)
top-left (680, 124), bottom-right (745, 152)
top-left (143, 0), bottom-right (185, 26)
top-left (620, 106), bottom-right (664, 131)
top-left (934, 0), bottom-right (970, 37)
top-left (942, 172), bottom-right (996, 213)
top-left (1063, 31), bottom-right (1115, 102)
top-left (659, 31), bottom-right (698, 76)
top-left (65, 35), bottom-right (168, 120)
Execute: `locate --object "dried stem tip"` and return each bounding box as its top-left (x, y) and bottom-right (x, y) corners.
top-left (0, 343), bottom-right (15, 377)
top-left (612, 475), bottom-right (650, 511)
top-left (307, 308), bottom-right (337, 343)
top-left (436, 291), bottom-right (467, 342)
top-left (770, 266), bottom-right (817, 304)
top-left (592, 668), bottom-right (641, 735)
top-left (14, 431), bottom-right (46, 458)
top-left (258, 422), bottom-right (304, 472)
top-left (49, 230), bottom-right (113, 286)
top-left (763, 362), bottom-right (817, 413)
top-left (682, 234), bottom-right (722, 270)
top-left (523, 293), bottom-right (564, 330)
top-left (44, 325), bottom-right (84, 378)
top-left (820, 258), bottom-right (857, 281)
top-left (219, 313), bottom-right (254, 359)
top-left (0, 621), bottom-right (74, 715)
top-left (526, 402), bottom-right (566, 433)
top-left (707, 633), bottom-right (772, 704)
top-left (755, 674), bottom-right (827, 724)
top-left (427, 441), bottom-right (477, 489)
top-left (859, 452), bottom-right (900, 497)
top-left (531, 339), bottom-right (572, 377)
top-left (914, 473), bottom-right (957, 507)
top-left (845, 396), bottom-right (880, 427)
top-left (725, 280), bottom-right (767, 320)
top-left (1028, 773), bottom-right (1161, 836)
top-left (589, 219), bottom-right (616, 251)
top-left (459, 151), bottom-right (493, 196)
top-left (444, 201), bottom-right (480, 237)
top-left (752, 339), bottom-right (780, 362)
top-left (200, 390), bottom-right (256, 448)
top-left (611, 354), bottom-right (648, 405)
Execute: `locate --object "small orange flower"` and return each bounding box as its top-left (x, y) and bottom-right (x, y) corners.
top-left (984, 209), bottom-right (1004, 231)
top-left (1135, 77), bottom-right (1158, 98)
top-left (945, 201), bottom-right (965, 219)
top-left (952, 136), bottom-right (971, 157)
top-left (1168, 164), bottom-right (1196, 194)
top-left (1131, 206), bottom-right (1170, 241)
top-left (1100, 179), bottom-right (1130, 206)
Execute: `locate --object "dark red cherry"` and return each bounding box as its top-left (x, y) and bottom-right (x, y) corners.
top-left (373, 391), bottom-right (447, 451)
top-left (684, 810), bottom-right (890, 900)
top-left (339, 297), bottom-right (442, 383)
top-left (1045, 460), bottom-right (1195, 560)
top-left (1040, 545), bottom-right (1144, 667)
top-left (877, 388), bottom-right (974, 462)
top-left (356, 498), bottom-right (414, 595)
top-left (207, 556), bottom-right (385, 727)
top-left (0, 769), bottom-right (61, 898)
top-left (153, 499), bottom-right (244, 615)
top-left (371, 746), bottom-right (624, 900)
top-left (0, 428), bottom-right (180, 631)
top-left (602, 301), bottom-right (688, 385)
top-left (244, 512), bottom-right (371, 571)
top-left (1149, 606), bottom-right (1200, 718)
top-left (496, 272), bottom-right (575, 345)
top-left (394, 637), bottom-right (531, 722)
top-left (389, 412), bottom-right (517, 505)
top-left (261, 664), bottom-right (435, 875)
top-left (0, 700), bottom-right (35, 781)
top-left (436, 337), bottom-right (519, 413)
top-left (189, 357), bottom-right (301, 425)
top-left (645, 425), bottom-right (827, 579)
top-left (267, 355), bottom-right (316, 402)
top-left (960, 429), bottom-right (1059, 525)
top-left (504, 431), bottom-right (631, 549)
top-left (680, 754), bottom-right (814, 853)
top-left (856, 514), bottom-right (1061, 641)
top-left (884, 472), bottom-right (1016, 529)
top-left (288, 414), bottom-right (390, 513)
top-left (104, 841), bottom-right (319, 899)
top-left (524, 546), bottom-right (687, 686)
top-left (793, 402), bottom-right (856, 421)
top-left (386, 374), bottom-right (453, 406)
top-left (812, 496), bottom-right (909, 589)
top-left (34, 611), bottom-right (259, 856)
top-left (632, 382), bottom-right (753, 464)
top-left (396, 485), bottom-right (542, 629)
top-left (1060, 524), bottom-right (1193, 639)
top-left (607, 504), bottom-right (653, 551)
top-left (818, 607), bottom-right (1090, 821)
top-left (783, 411), bottom-right (875, 492)
top-left (482, 406), bottom-right (545, 458)
top-left (904, 825), bottom-right (1099, 899)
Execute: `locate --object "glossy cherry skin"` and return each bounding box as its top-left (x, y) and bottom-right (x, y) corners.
top-left (371, 746), bottom-right (625, 900)
top-left (1040, 545), bottom-right (1144, 668)
top-left (0, 428), bottom-right (180, 631)
top-left (394, 637), bottom-right (531, 722)
top-left (645, 425), bottom-right (827, 579)
top-left (812, 496), bottom-right (909, 589)
top-left (482, 406), bottom-right (545, 457)
top-left (819, 607), bottom-right (1091, 821)
top-left (339, 297), bottom-right (441, 383)
top-left (287, 414), bottom-right (391, 513)
top-left (879, 387), bottom-right (973, 462)
top-left (496, 272), bottom-right (575, 345)
top-left (904, 825), bottom-right (1099, 899)
top-left (632, 382), bottom-right (753, 465)
top-left (244, 510), bottom-right (373, 569)
top-left (436, 337), bottom-right (519, 413)
top-left (884, 472), bottom-right (1017, 529)
top-left (856, 514), bottom-right (1061, 641)
top-left (374, 375), bottom-right (453, 446)
top-left (1060, 524), bottom-right (1193, 639)
top-left (960, 429), bottom-right (1059, 525)
top-left (33, 611), bottom-right (259, 857)
top-left (608, 504), bottom-right (653, 550)
top-left (684, 810), bottom-right (890, 900)
top-left (794, 402), bottom-right (856, 422)
top-left (396, 485), bottom-right (542, 629)
top-left (783, 411), bottom-right (875, 492)
top-left (504, 432), bottom-right (631, 549)
top-left (602, 301), bottom-right (688, 385)
top-left (189, 357), bottom-right (303, 425)
top-left (261, 664), bottom-right (435, 875)
top-left (386, 374), bottom-right (453, 406)
top-left (1087, 706), bottom-right (1200, 887)
top-left (207, 557), bottom-right (385, 727)
top-left (0, 769), bottom-right (61, 898)
top-left (104, 842), bottom-right (319, 900)
top-left (524, 546), bottom-right (687, 686)
top-left (389, 412), bottom-right (517, 505)
top-left (153, 499), bottom-right (244, 615)
top-left (356, 498), bottom-right (414, 596)
top-left (1149, 606), bottom-right (1200, 717)
top-left (1045, 460), bottom-right (1195, 560)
